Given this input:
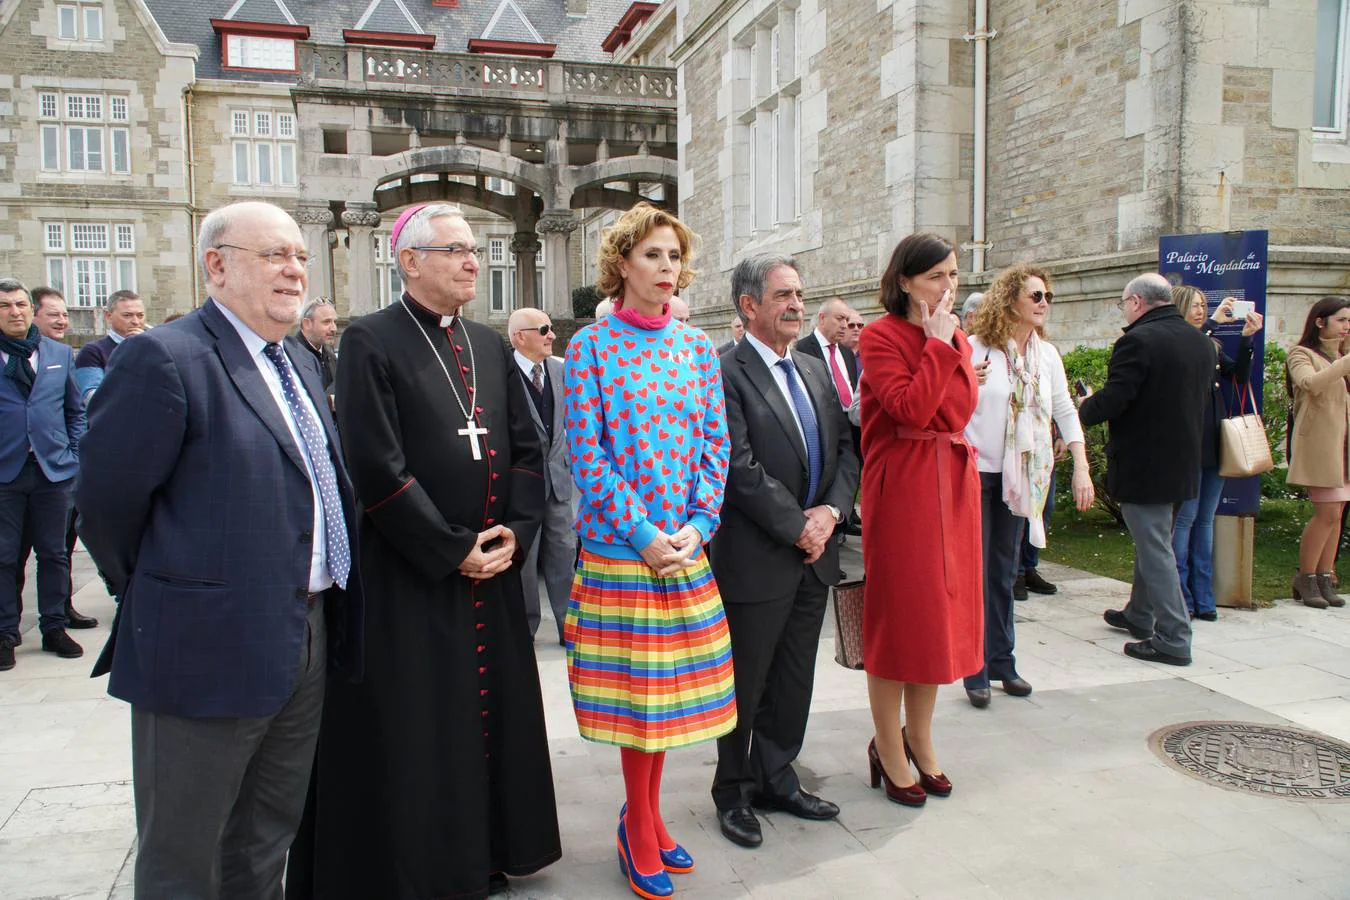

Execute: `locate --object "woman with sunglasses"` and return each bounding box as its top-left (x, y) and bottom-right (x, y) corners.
top-left (1287, 296), bottom-right (1350, 608)
top-left (962, 265), bottom-right (1093, 708)
top-left (563, 202), bottom-right (735, 899)
top-left (1170, 286), bottom-right (1263, 620)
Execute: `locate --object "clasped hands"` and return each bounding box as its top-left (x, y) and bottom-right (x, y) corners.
top-left (639, 525), bottom-right (704, 578)
top-left (459, 524), bottom-right (517, 581)
top-left (796, 506), bottom-right (837, 565)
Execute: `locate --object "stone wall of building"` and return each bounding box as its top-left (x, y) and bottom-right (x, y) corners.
top-left (0, 0), bottom-right (197, 326)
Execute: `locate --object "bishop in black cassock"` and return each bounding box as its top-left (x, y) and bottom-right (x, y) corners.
top-left (290, 206), bottom-right (559, 900)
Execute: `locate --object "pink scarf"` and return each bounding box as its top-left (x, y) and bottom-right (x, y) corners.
top-left (613, 296), bottom-right (671, 331)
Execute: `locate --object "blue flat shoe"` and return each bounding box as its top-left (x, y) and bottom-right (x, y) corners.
top-left (618, 802), bottom-right (695, 874)
top-left (617, 814), bottom-right (674, 899)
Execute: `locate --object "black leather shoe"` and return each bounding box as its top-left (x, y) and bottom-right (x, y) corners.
top-left (1123, 640), bottom-right (1191, 666)
top-left (1103, 608), bottom-right (1151, 640)
top-left (718, 807), bottom-right (763, 848)
top-left (66, 608), bottom-right (99, 629)
top-left (1000, 677), bottom-right (1033, 697)
top-left (488, 872), bottom-right (508, 895)
top-left (751, 789), bottom-right (839, 820)
top-left (844, 520), bottom-right (863, 537)
top-left (1024, 569), bottom-right (1058, 595)
top-left (41, 629), bottom-right (83, 659)
top-left (1013, 575), bottom-right (1028, 602)
top-left (965, 687), bottom-right (991, 708)
top-left (0, 635), bottom-right (15, 671)
top-left (1195, 611), bottom-right (1218, 622)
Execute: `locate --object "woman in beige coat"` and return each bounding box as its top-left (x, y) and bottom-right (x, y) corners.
top-left (1287, 296), bottom-right (1350, 608)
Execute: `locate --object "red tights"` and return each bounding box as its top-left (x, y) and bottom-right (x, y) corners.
top-left (619, 748), bottom-right (677, 876)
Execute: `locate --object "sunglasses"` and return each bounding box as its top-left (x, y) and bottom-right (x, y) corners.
top-left (518, 324), bottom-right (554, 336)
top-left (1027, 290), bottom-right (1054, 305)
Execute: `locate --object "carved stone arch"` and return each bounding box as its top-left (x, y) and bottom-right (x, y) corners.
top-left (371, 145), bottom-right (553, 202)
top-left (568, 155), bottom-right (679, 198)
top-left (373, 177), bottom-right (520, 220)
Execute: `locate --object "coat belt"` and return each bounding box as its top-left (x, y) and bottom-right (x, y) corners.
top-left (893, 426), bottom-right (971, 587)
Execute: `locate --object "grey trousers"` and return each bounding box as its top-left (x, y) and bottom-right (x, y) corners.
top-left (522, 497), bottom-right (577, 643)
top-left (131, 599), bottom-right (327, 900)
top-left (1119, 503), bottom-right (1193, 658)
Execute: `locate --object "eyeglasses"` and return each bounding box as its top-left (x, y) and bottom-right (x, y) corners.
top-left (847, 322), bottom-right (865, 330)
top-left (515, 324), bottom-right (553, 337)
top-left (215, 244), bottom-right (313, 268)
top-left (1027, 290), bottom-right (1054, 305)
top-left (412, 243), bottom-right (487, 261)
top-left (1115, 294), bottom-right (1137, 310)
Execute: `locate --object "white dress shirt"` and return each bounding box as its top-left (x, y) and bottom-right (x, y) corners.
top-left (743, 331), bottom-right (809, 450)
top-left (513, 349), bottom-right (551, 385)
top-left (216, 302), bottom-right (333, 592)
top-left (965, 334), bottom-right (1085, 473)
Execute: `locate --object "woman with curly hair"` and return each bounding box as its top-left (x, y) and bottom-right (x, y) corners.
top-left (563, 202), bottom-right (735, 899)
top-left (962, 264), bottom-right (1093, 708)
top-left (1287, 296), bottom-right (1350, 608)
top-left (1169, 285), bottom-right (1263, 620)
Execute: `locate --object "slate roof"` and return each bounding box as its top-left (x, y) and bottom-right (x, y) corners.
top-left (144, 0), bottom-right (639, 81)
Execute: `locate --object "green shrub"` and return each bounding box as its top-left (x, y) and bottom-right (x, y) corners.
top-left (1260, 345), bottom-right (1295, 499)
top-left (1057, 346), bottom-right (1122, 525)
top-left (571, 284), bottom-right (602, 319)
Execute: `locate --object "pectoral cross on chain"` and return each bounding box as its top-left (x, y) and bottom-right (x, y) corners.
top-left (459, 420), bottom-right (489, 460)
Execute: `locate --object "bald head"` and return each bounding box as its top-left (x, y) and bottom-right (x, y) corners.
top-left (595, 298), bottom-right (613, 319)
top-left (509, 307), bottom-right (554, 363)
top-left (1120, 273), bottom-right (1174, 325)
top-left (817, 297), bottom-right (851, 344)
top-left (669, 296), bottom-right (690, 323)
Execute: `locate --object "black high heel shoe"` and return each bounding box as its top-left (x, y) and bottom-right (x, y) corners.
top-left (867, 738), bottom-right (926, 807)
top-left (902, 726), bottom-right (952, 797)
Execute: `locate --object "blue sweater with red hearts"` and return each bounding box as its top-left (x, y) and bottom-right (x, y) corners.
top-left (564, 315), bottom-right (729, 561)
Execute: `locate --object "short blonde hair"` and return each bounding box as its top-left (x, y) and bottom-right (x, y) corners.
top-left (1172, 284), bottom-right (1205, 320)
top-left (969, 264), bottom-right (1052, 349)
top-left (594, 202), bottom-right (697, 300)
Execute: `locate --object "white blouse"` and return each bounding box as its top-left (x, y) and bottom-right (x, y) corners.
top-left (965, 334), bottom-right (1085, 473)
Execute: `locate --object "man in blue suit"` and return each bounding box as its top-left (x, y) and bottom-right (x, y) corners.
top-left (77, 201), bottom-right (363, 900)
top-left (0, 278), bottom-right (86, 670)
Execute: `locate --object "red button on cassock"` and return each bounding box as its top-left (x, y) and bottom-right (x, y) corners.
top-left (476, 623), bottom-right (485, 631)
top-left (477, 645), bottom-right (485, 653)
top-left (480, 689), bottom-right (489, 697)
top-left (490, 495), bottom-right (498, 503)
top-left (486, 518), bottom-right (495, 525)
top-left (488, 449), bottom-right (497, 457)
top-left (474, 601), bottom-right (484, 609)
top-left (481, 710), bottom-right (489, 718)
top-left (476, 406), bottom-right (484, 413)
top-left (491, 473), bottom-right (499, 481)
top-left (478, 666), bottom-right (487, 675)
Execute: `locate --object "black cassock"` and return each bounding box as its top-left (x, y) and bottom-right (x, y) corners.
top-left (293, 295), bottom-right (559, 900)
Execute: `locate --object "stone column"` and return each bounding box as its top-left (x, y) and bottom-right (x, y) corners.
top-left (511, 231), bottom-right (542, 310)
top-left (295, 201), bottom-right (335, 305)
top-left (342, 201), bottom-right (381, 318)
top-left (536, 210), bottom-right (579, 319)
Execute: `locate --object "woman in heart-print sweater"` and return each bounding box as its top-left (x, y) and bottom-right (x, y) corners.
top-left (562, 202), bottom-right (734, 900)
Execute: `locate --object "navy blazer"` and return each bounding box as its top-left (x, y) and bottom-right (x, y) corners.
top-left (0, 336), bottom-right (85, 483)
top-left (76, 300), bottom-right (364, 718)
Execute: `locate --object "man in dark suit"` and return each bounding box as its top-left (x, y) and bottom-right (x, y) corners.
top-left (0, 278), bottom-right (86, 671)
top-left (508, 306), bottom-right (574, 645)
top-left (717, 315), bottom-right (744, 355)
top-left (286, 297), bottom-right (339, 408)
top-left (76, 201), bottom-right (362, 899)
top-left (795, 297), bottom-right (862, 535)
top-left (1080, 272), bottom-right (1214, 667)
top-left (710, 254), bottom-right (859, 849)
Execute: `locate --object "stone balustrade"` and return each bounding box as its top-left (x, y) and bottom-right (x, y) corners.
top-left (298, 43), bottom-right (677, 107)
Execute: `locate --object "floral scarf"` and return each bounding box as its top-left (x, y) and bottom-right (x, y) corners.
top-left (1001, 332), bottom-right (1054, 548)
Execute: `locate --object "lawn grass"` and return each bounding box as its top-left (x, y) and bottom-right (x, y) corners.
top-left (1040, 497), bottom-right (1344, 606)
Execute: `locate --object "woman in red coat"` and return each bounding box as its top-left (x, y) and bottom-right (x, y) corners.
top-left (859, 233), bottom-right (982, 807)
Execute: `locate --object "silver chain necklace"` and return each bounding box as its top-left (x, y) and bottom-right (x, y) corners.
top-left (399, 297), bottom-right (488, 460)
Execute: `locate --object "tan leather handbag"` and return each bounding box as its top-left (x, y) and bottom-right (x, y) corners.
top-left (1219, 381), bottom-right (1274, 478)
top-left (832, 580), bottom-right (865, 670)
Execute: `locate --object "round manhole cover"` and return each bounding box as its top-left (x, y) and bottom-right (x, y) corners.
top-left (1149, 721), bottom-right (1350, 800)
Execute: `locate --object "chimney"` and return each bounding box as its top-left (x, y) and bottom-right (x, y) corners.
top-left (567, 0), bottom-right (586, 15)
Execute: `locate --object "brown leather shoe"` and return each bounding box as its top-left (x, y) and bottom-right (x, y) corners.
top-left (1292, 573), bottom-right (1328, 609)
top-left (1315, 574), bottom-right (1346, 608)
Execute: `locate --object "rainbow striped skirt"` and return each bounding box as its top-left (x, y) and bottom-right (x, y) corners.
top-left (564, 549), bottom-right (738, 752)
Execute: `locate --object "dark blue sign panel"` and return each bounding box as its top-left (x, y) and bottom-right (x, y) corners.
top-left (1158, 230), bottom-right (1268, 516)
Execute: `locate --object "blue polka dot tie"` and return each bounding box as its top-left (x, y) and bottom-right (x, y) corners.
top-left (264, 343), bottom-right (351, 589)
top-left (776, 358), bottom-right (822, 507)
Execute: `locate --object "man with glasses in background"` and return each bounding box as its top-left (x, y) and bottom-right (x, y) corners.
top-left (507, 307), bottom-right (574, 645)
top-left (77, 201), bottom-right (363, 898)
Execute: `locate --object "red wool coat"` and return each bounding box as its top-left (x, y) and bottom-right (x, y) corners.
top-left (859, 313), bottom-right (983, 684)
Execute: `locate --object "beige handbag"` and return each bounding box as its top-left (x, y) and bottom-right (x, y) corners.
top-left (1219, 381), bottom-right (1274, 478)
top-left (832, 580), bottom-right (865, 670)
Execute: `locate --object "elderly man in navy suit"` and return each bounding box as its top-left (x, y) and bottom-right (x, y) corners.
top-left (0, 278), bottom-right (86, 671)
top-left (77, 201), bottom-right (363, 900)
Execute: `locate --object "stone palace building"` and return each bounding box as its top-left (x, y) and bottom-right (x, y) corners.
top-left (0, 0), bottom-right (1347, 347)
